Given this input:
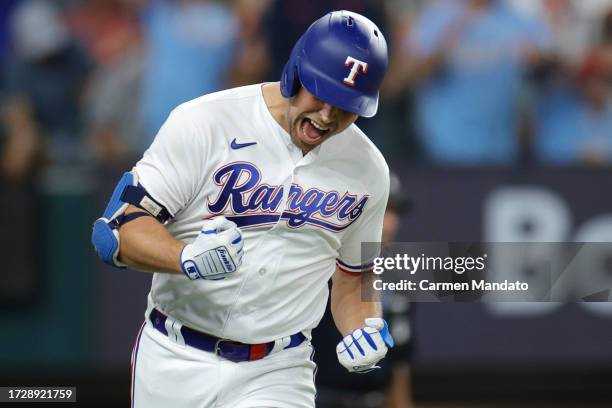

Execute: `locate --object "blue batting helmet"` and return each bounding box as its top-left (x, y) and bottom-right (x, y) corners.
top-left (280, 10), bottom-right (388, 118)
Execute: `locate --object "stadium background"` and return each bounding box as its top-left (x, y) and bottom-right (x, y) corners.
top-left (1, 0), bottom-right (611, 406)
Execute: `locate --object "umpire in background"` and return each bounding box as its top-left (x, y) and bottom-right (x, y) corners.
top-left (312, 172), bottom-right (414, 408)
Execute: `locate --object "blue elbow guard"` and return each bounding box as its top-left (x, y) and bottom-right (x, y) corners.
top-left (91, 171), bottom-right (136, 267)
top-left (91, 170), bottom-right (171, 267)
top-left (92, 218), bottom-right (122, 267)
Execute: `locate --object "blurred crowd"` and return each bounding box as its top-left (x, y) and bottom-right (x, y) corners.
top-left (1, 0), bottom-right (612, 185)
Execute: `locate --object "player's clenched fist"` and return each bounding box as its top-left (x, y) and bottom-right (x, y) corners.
top-left (180, 216), bottom-right (244, 280)
top-left (336, 318), bottom-right (395, 373)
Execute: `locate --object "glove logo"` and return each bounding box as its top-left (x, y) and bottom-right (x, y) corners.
top-left (216, 246), bottom-right (235, 272)
top-left (182, 260), bottom-right (201, 280)
top-left (343, 56), bottom-right (368, 87)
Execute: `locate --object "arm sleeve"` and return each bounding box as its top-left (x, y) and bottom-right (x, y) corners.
top-left (134, 106), bottom-right (207, 217)
top-left (336, 169), bottom-right (390, 273)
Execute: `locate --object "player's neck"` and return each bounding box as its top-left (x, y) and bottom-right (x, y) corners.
top-left (262, 82), bottom-right (291, 135)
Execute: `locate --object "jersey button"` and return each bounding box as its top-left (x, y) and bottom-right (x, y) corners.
top-left (258, 268), bottom-right (266, 276)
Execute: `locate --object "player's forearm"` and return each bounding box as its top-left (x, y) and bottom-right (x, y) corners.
top-left (331, 268), bottom-right (382, 336)
top-left (118, 207), bottom-right (185, 274)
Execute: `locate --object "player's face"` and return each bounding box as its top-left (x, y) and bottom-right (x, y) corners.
top-left (287, 87), bottom-right (359, 154)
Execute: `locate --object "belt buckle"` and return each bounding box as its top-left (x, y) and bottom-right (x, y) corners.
top-left (214, 339), bottom-right (249, 362)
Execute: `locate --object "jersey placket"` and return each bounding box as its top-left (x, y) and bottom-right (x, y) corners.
top-left (247, 132), bottom-right (321, 304)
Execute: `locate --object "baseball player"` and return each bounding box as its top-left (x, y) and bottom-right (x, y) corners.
top-left (92, 10), bottom-right (392, 408)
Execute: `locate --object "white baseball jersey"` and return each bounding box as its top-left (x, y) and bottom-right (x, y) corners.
top-left (135, 83), bottom-right (390, 343)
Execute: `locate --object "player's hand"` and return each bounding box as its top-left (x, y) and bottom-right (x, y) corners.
top-left (336, 318), bottom-right (394, 373)
top-left (180, 216), bottom-right (244, 280)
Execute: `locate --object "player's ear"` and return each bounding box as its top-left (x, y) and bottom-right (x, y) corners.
top-left (291, 68), bottom-right (301, 96)
top-left (288, 71), bottom-right (301, 105)
top-left (280, 34), bottom-right (305, 98)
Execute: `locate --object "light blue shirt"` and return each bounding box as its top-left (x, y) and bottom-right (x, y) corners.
top-left (535, 86), bottom-right (612, 164)
top-left (411, 0), bottom-right (552, 165)
top-left (140, 0), bottom-right (237, 146)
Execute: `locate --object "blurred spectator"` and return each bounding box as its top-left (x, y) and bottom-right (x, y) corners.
top-left (66, 0), bottom-right (142, 67)
top-left (139, 0), bottom-right (237, 146)
top-left (534, 47), bottom-right (612, 165)
top-left (370, 1), bottom-right (428, 164)
top-left (65, 0), bottom-right (146, 165)
top-left (509, 0), bottom-right (612, 67)
top-left (405, 0), bottom-right (553, 166)
top-left (85, 46), bottom-right (145, 165)
top-left (605, 6), bottom-right (612, 45)
top-left (0, 0), bottom-right (21, 74)
top-left (380, 0), bottom-right (427, 98)
top-left (0, 0), bottom-right (21, 131)
top-left (1, 0), bottom-right (91, 183)
top-left (227, 0), bottom-right (272, 87)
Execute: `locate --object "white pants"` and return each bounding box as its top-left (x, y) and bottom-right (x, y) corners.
top-left (131, 322), bottom-right (317, 408)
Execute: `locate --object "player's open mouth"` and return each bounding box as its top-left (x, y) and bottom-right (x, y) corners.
top-left (300, 118), bottom-right (330, 145)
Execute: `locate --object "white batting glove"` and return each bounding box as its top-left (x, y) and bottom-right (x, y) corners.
top-left (180, 217), bottom-right (244, 280)
top-left (336, 318), bottom-right (395, 373)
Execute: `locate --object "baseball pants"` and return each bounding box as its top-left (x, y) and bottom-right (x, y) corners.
top-left (131, 322), bottom-right (317, 408)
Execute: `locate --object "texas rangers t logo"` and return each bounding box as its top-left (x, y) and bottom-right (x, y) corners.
top-left (343, 56), bottom-right (368, 87)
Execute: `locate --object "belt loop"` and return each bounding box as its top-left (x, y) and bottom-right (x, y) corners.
top-left (145, 302), bottom-right (154, 326)
top-left (164, 314), bottom-right (186, 346)
top-left (214, 338), bottom-right (223, 355)
top-left (270, 335), bottom-right (291, 354)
